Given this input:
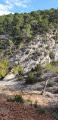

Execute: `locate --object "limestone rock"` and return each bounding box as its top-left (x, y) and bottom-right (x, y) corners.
top-left (4, 74), bottom-right (15, 81)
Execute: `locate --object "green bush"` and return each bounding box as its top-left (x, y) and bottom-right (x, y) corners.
top-left (13, 65), bottom-right (24, 75)
top-left (37, 71), bottom-right (43, 77)
top-left (27, 98), bottom-right (32, 103)
top-left (26, 64), bottom-right (43, 84)
top-left (26, 50), bottom-right (30, 54)
top-left (0, 59), bottom-right (9, 79)
top-left (25, 72), bottom-right (38, 84)
top-left (47, 82), bottom-right (54, 87)
top-left (45, 62), bottom-right (58, 72)
top-left (49, 51), bottom-right (54, 59)
top-left (53, 33), bottom-right (58, 42)
top-left (26, 76), bottom-right (37, 85)
top-left (35, 64), bottom-right (43, 76)
top-left (53, 90), bottom-right (58, 94)
top-left (49, 23), bottom-right (54, 29)
top-left (34, 51), bottom-right (41, 56)
top-left (13, 65), bottom-right (19, 75)
top-left (28, 71), bottom-right (35, 78)
top-left (17, 76), bottom-right (24, 81)
top-left (14, 95), bottom-right (24, 103)
top-left (54, 78), bottom-right (58, 83)
top-left (18, 67), bottom-right (24, 75)
top-left (7, 95), bottom-right (24, 103)
top-left (31, 64), bottom-right (43, 77)
top-left (37, 106), bottom-right (46, 114)
top-left (44, 52), bottom-right (47, 57)
top-left (34, 101), bottom-right (46, 114)
top-left (43, 35), bottom-right (47, 43)
top-left (45, 46), bottom-right (49, 50)
top-left (51, 61), bottom-right (58, 66)
top-left (35, 64), bottom-right (42, 71)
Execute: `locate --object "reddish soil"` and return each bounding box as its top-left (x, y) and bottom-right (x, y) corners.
top-left (0, 94), bottom-right (56, 120)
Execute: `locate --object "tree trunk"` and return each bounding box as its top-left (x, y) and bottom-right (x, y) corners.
top-left (41, 79), bottom-right (49, 95)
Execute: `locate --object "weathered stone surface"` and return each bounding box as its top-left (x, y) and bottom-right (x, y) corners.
top-left (54, 44), bottom-right (58, 61)
top-left (4, 74), bottom-right (15, 81)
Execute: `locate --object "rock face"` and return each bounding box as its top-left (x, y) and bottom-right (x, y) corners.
top-left (0, 29), bottom-right (58, 73)
top-left (54, 44), bottom-right (58, 61)
top-left (9, 30), bottom-right (58, 73)
top-left (4, 74), bottom-right (15, 81)
top-left (0, 34), bottom-right (13, 40)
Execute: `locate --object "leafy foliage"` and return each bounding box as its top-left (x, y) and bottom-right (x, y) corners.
top-left (7, 95), bottom-right (24, 103)
top-left (25, 64), bottom-right (43, 84)
top-left (45, 62), bottom-right (58, 72)
top-left (0, 59), bottom-right (9, 79)
top-left (49, 51), bottom-right (54, 59)
top-left (33, 64), bottom-right (43, 77)
top-left (0, 8), bottom-right (58, 45)
top-left (13, 65), bottom-right (24, 75)
top-left (47, 82), bottom-right (54, 87)
top-left (25, 71), bottom-right (37, 84)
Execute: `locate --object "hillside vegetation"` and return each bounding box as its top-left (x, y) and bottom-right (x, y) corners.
top-left (0, 9), bottom-right (58, 120)
top-left (0, 8), bottom-right (58, 79)
top-left (0, 8), bottom-right (58, 46)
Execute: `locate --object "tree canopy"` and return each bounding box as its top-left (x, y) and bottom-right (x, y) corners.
top-left (0, 8), bottom-right (58, 44)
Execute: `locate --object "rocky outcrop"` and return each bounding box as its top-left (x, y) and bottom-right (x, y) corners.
top-left (9, 30), bottom-right (58, 73)
top-left (0, 34), bottom-right (13, 40)
top-left (54, 44), bottom-right (58, 61)
top-left (4, 74), bottom-right (15, 81)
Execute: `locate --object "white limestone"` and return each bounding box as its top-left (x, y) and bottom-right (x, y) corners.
top-left (4, 74), bottom-right (15, 81)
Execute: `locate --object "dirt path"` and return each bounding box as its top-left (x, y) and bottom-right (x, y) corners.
top-left (0, 93), bottom-right (56, 120)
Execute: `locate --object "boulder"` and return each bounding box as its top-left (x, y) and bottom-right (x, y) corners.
top-left (4, 73), bottom-right (15, 81)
